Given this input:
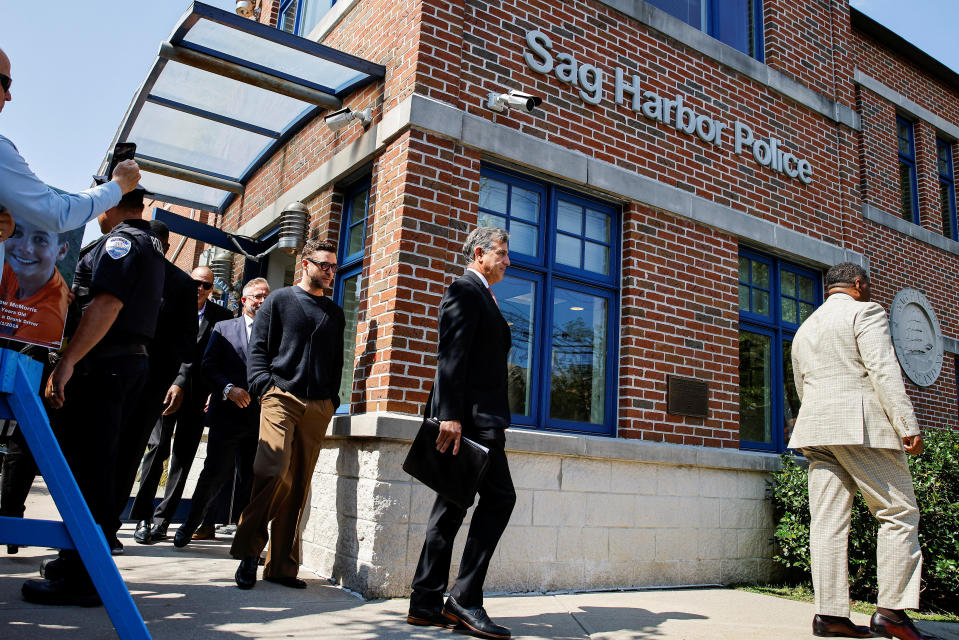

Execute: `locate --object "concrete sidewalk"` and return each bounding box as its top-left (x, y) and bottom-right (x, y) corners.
top-left (2, 485), bottom-right (957, 639)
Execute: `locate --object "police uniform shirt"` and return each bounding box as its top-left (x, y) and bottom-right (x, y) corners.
top-left (73, 218), bottom-right (165, 347)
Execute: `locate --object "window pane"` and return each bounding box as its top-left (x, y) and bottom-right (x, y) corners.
top-left (898, 121), bottom-right (912, 155)
top-left (645, 0), bottom-right (703, 29)
top-left (783, 339), bottom-right (801, 445)
top-left (279, 0), bottom-right (297, 33)
top-left (781, 271), bottom-right (795, 297)
top-left (347, 222), bottom-right (363, 256)
top-left (349, 190), bottom-right (367, 226)
top-left (941, 182), bottom-right (954, 238)
top-left (799, 302), bottom-right (814, 323)
top-left (479, 212), bottom-right (506, 229)
top-left (754, 290), bottom-right (770, 316)
top-left (752, 261), bottom-right (770, 288)
top-left (738, 256), bottom-right (749, 282)
top-left (297, 0), bottom-right (332, 37)
top-left (585, 208), bottom-right (610, 242)
top-left (550, 288), bottom-right (607, 424)
top-left (797, 275), bottom-right (815, 301)
top-left (555, 235), bottom-right (582, 268)
top-left (497, 276), bottom-right (537, 417)
top-left (510, 221), bottom-right (538, 256)
top-left (338, 273), bottom-right (361, 408)
top-left (479, 177), bottom-right (508, 213)
top-left (739, 331), bottom-right (772, 443)
top-left (738, 284), bottom-right (749, 311)
top-left (938, 142), bottom-right (951, 176)
top-left (557, 201), bottom-right (583, 233)
top-left (713, 0), bottom-right (752, 55)
top-left (510, 186), bottom-right (540, 222)
top-left (900, 163), bottom-right (915, 221)
top-left (781, 297), bottom-right (797, 324)
top-left (584, 242), bottom-right (610, 275)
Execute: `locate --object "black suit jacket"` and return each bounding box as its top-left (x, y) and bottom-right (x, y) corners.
top-left (148, 261), bottom-right (197, 386)
top-left (202, 316), bottom-right (258, 433)
top-left (173, 300), bottom-right (234, 398)
top-left (432, 270), bottom-right (511, 429)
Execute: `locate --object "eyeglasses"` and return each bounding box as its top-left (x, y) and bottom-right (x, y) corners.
top-left (194, 280), bottom-right (214, 290)
top-left (305, 258), bottom-right (338, 273)
top-left (0, 74), bottom-right (10, 93)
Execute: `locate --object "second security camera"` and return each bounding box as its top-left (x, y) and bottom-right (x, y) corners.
top-left (487, 89), bottom-right (544, 113)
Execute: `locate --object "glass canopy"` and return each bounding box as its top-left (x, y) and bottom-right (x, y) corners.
top-left (104, 1), bottom-right (385, 213)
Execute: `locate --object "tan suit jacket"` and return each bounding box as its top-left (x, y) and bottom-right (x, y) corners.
top-left (788, 292), bottom-right (920, 450)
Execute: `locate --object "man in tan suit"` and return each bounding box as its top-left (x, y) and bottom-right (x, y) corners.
top-left (789, 263), bottom-right (939, 640)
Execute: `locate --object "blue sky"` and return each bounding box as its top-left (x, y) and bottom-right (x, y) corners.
top-left (1, 0), bottom-right (956, 241)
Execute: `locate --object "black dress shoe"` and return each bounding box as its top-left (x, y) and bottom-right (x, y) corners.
top-left (870, 612), bottom-right (942, 640)
top-left (235, 556), bottom-right (258, 590)
top-left (7, 544), bottom-right (18, 554)
top-left (150, 522), bottom-right (169, 541)
top-left (813, 614), bottom-right (874, 638)
top-left (407, 605), bottom-right (455, 628)
top-left (40, 558), bottom-right (65, 581)
top-left (133, 520), bottom-right (154, 544)
top-left (109, 537), bottom-right (124, 556)
top-left (264, 575), bottom-right (307, 589)
top-left (173, 523), bottom-right (197, 548)
top-left (22, 579), bottom-right (102, 607)
top-left (443, 596), bottom-right (510, 639)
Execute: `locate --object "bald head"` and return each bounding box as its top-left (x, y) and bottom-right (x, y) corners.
top-left (192, 266), bottom-right (215, 309)
top-left (0, 47), bottom-right (11, 115)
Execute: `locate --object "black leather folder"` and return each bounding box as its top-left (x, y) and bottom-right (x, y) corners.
top-left (402, 417), bottom-right (491, 510)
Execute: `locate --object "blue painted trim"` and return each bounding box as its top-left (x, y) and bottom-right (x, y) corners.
top-left (480, 166), bottom-right (549, 267)
top-left (152, 207), bottom-right (265, 255)
top-left (937, 138), bottom-right (957, 241)
top-left (897, 116), bottom-right (921, 225)
top-left (145, 94), bottom-right (282, 138)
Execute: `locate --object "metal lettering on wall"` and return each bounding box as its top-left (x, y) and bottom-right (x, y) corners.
top-left (890, 288), bottom-right (943, 388)
top-left (522, 30), bottom-right (814, 185)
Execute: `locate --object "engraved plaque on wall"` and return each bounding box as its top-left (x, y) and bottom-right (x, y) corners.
top-left (890, 288), bottom-right (943, 387)
top-left (667, 376), bottom-right (709, 418)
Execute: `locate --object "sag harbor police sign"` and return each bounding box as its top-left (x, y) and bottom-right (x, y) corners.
top-left (523, 30), bottom-right (814, 184)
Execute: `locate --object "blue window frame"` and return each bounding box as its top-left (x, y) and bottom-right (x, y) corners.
top-left (897, 117), bottom-right (920, 225)
top-left (646, 0), bottom-right (764, 60)
top-left (277, 0), bottom-right (336, 37)
top-left (482, 166), bottom-right (619, 436)
top-left (738, 249), bottom-right (821, 452)
top-left (937, 138), bottom-right (957, 240)
top-left (334, 180), bottom-right (371, 414)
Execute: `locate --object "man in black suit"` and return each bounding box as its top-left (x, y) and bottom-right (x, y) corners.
top-left (408, 227), bottom-right (515, 640)
top-left (111, 220), bottom-right (195, 550)
top-left (173, 277), bottom-right (269, 547)
top-left (130, 264), bottom-right (233, 542)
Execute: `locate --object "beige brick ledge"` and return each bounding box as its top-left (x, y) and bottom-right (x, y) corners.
top-left (327, 412), bottom-right (781, 473)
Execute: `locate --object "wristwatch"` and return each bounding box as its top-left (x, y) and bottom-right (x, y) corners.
top-left (223, 383), bottom-right (234, 400)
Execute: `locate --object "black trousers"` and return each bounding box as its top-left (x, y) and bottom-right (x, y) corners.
top-left (111, 364), bottom-right (178, 533)
top-left (0, 427), bottom-right (36, 519)
top-left (410, 428), bottom-right (515, 609)
top-left (183, 421), bottom-right (257, 529)
top-left (129, 392), bottom-right (205, 526)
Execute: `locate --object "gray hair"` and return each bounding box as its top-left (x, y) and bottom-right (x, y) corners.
top-left (825, 262), bottom-right (869, 289)
top-left (242, 277), bottom-right (269, 297)
top-left (463, 226), bottom-right (509, 263)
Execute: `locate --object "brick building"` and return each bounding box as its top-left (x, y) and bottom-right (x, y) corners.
top-left (109, 0), bottom-right (959, 596)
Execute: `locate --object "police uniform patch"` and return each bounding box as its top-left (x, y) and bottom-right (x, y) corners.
top-left (105, 236), bottom-right (132, 259)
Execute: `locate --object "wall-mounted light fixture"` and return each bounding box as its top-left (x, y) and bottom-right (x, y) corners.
top-left (487, 89), bottom-right (543, 113)
top-left (324, 107), bottom-right (372, 132)
top-left (235, 1), bottom-right (261, 19)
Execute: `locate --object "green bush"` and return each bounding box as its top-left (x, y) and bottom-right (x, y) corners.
top-left (768, 428), bottom-right (959, 613)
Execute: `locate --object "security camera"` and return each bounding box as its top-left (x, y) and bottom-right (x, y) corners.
top-left (324, 107), bottom-right (372, 132)
top-left (235, 1), bottom-right (257, 18)
top-left (486, 89), bottom-right (543, 113)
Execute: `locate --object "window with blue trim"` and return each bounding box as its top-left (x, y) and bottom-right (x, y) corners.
top-left (738, 250), bottom-right (820, 452)
top-left (277, 0), bottom-right (336, 37)
top-left (897, 117), bottom-right (920, 224)
top-left (480, 167), bottom-right (619, 435)
top-left (334, 180), bottom-right (371, 413)
top-left (937, 138), bottom-right (956, 240)
top-left (646, 0), bottom-right (764, 59)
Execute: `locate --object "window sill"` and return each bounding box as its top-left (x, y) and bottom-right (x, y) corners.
top-left (862, 203), bottom-right (959, 255)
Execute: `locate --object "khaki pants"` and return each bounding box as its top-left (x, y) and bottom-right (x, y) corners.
top-left (230, 385), bottom-right (334, 578)
top-left (803, 445), bottom-right (922, 617)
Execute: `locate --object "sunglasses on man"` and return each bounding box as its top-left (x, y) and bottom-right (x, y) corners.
top-left (0, 73), bottom-right (11, 93)
top-left (304, 258), bottom-right (338, 273)
top-left (194, 280), bottom-right (214, 290)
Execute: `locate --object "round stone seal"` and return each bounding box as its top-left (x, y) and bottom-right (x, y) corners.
top-left (889, 288), bottom-right (943, 387)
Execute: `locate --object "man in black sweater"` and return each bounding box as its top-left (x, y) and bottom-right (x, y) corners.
top-left (231, 238), bottom-right (345, 590)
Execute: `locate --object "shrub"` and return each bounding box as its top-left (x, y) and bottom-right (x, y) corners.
top-left (768, 428), bottom-right (959, 613)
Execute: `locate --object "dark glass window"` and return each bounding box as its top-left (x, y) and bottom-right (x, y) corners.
top-left (738, 249), bottom-right (821, 452)
top-left (938, 138), bottom-right (956, 240)
top-left (334, 180), bottom-right (371, 413)
top-left (483, 166), bottom-right (619, 436)
top-left (646, 0), bottom-right (764, 59)
top-left (897, 117), bottom-right (920, 224)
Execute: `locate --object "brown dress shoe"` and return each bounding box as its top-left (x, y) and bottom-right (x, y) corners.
top-left (870, 612), bottom-right (942, 640)
top-left (192, 524), bottom-right (216, 540)
top-left (813, 614), bottom-right (873, 638)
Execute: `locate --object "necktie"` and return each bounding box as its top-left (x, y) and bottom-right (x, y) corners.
top-left (488, 287), bottom-right (498, 307)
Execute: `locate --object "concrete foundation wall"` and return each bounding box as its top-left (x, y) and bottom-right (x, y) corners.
top-left (298, 414), bottom-right (780, 599)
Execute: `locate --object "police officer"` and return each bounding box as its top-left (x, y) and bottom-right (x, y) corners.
top-left (21, 181), bottom-right (165, 607)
